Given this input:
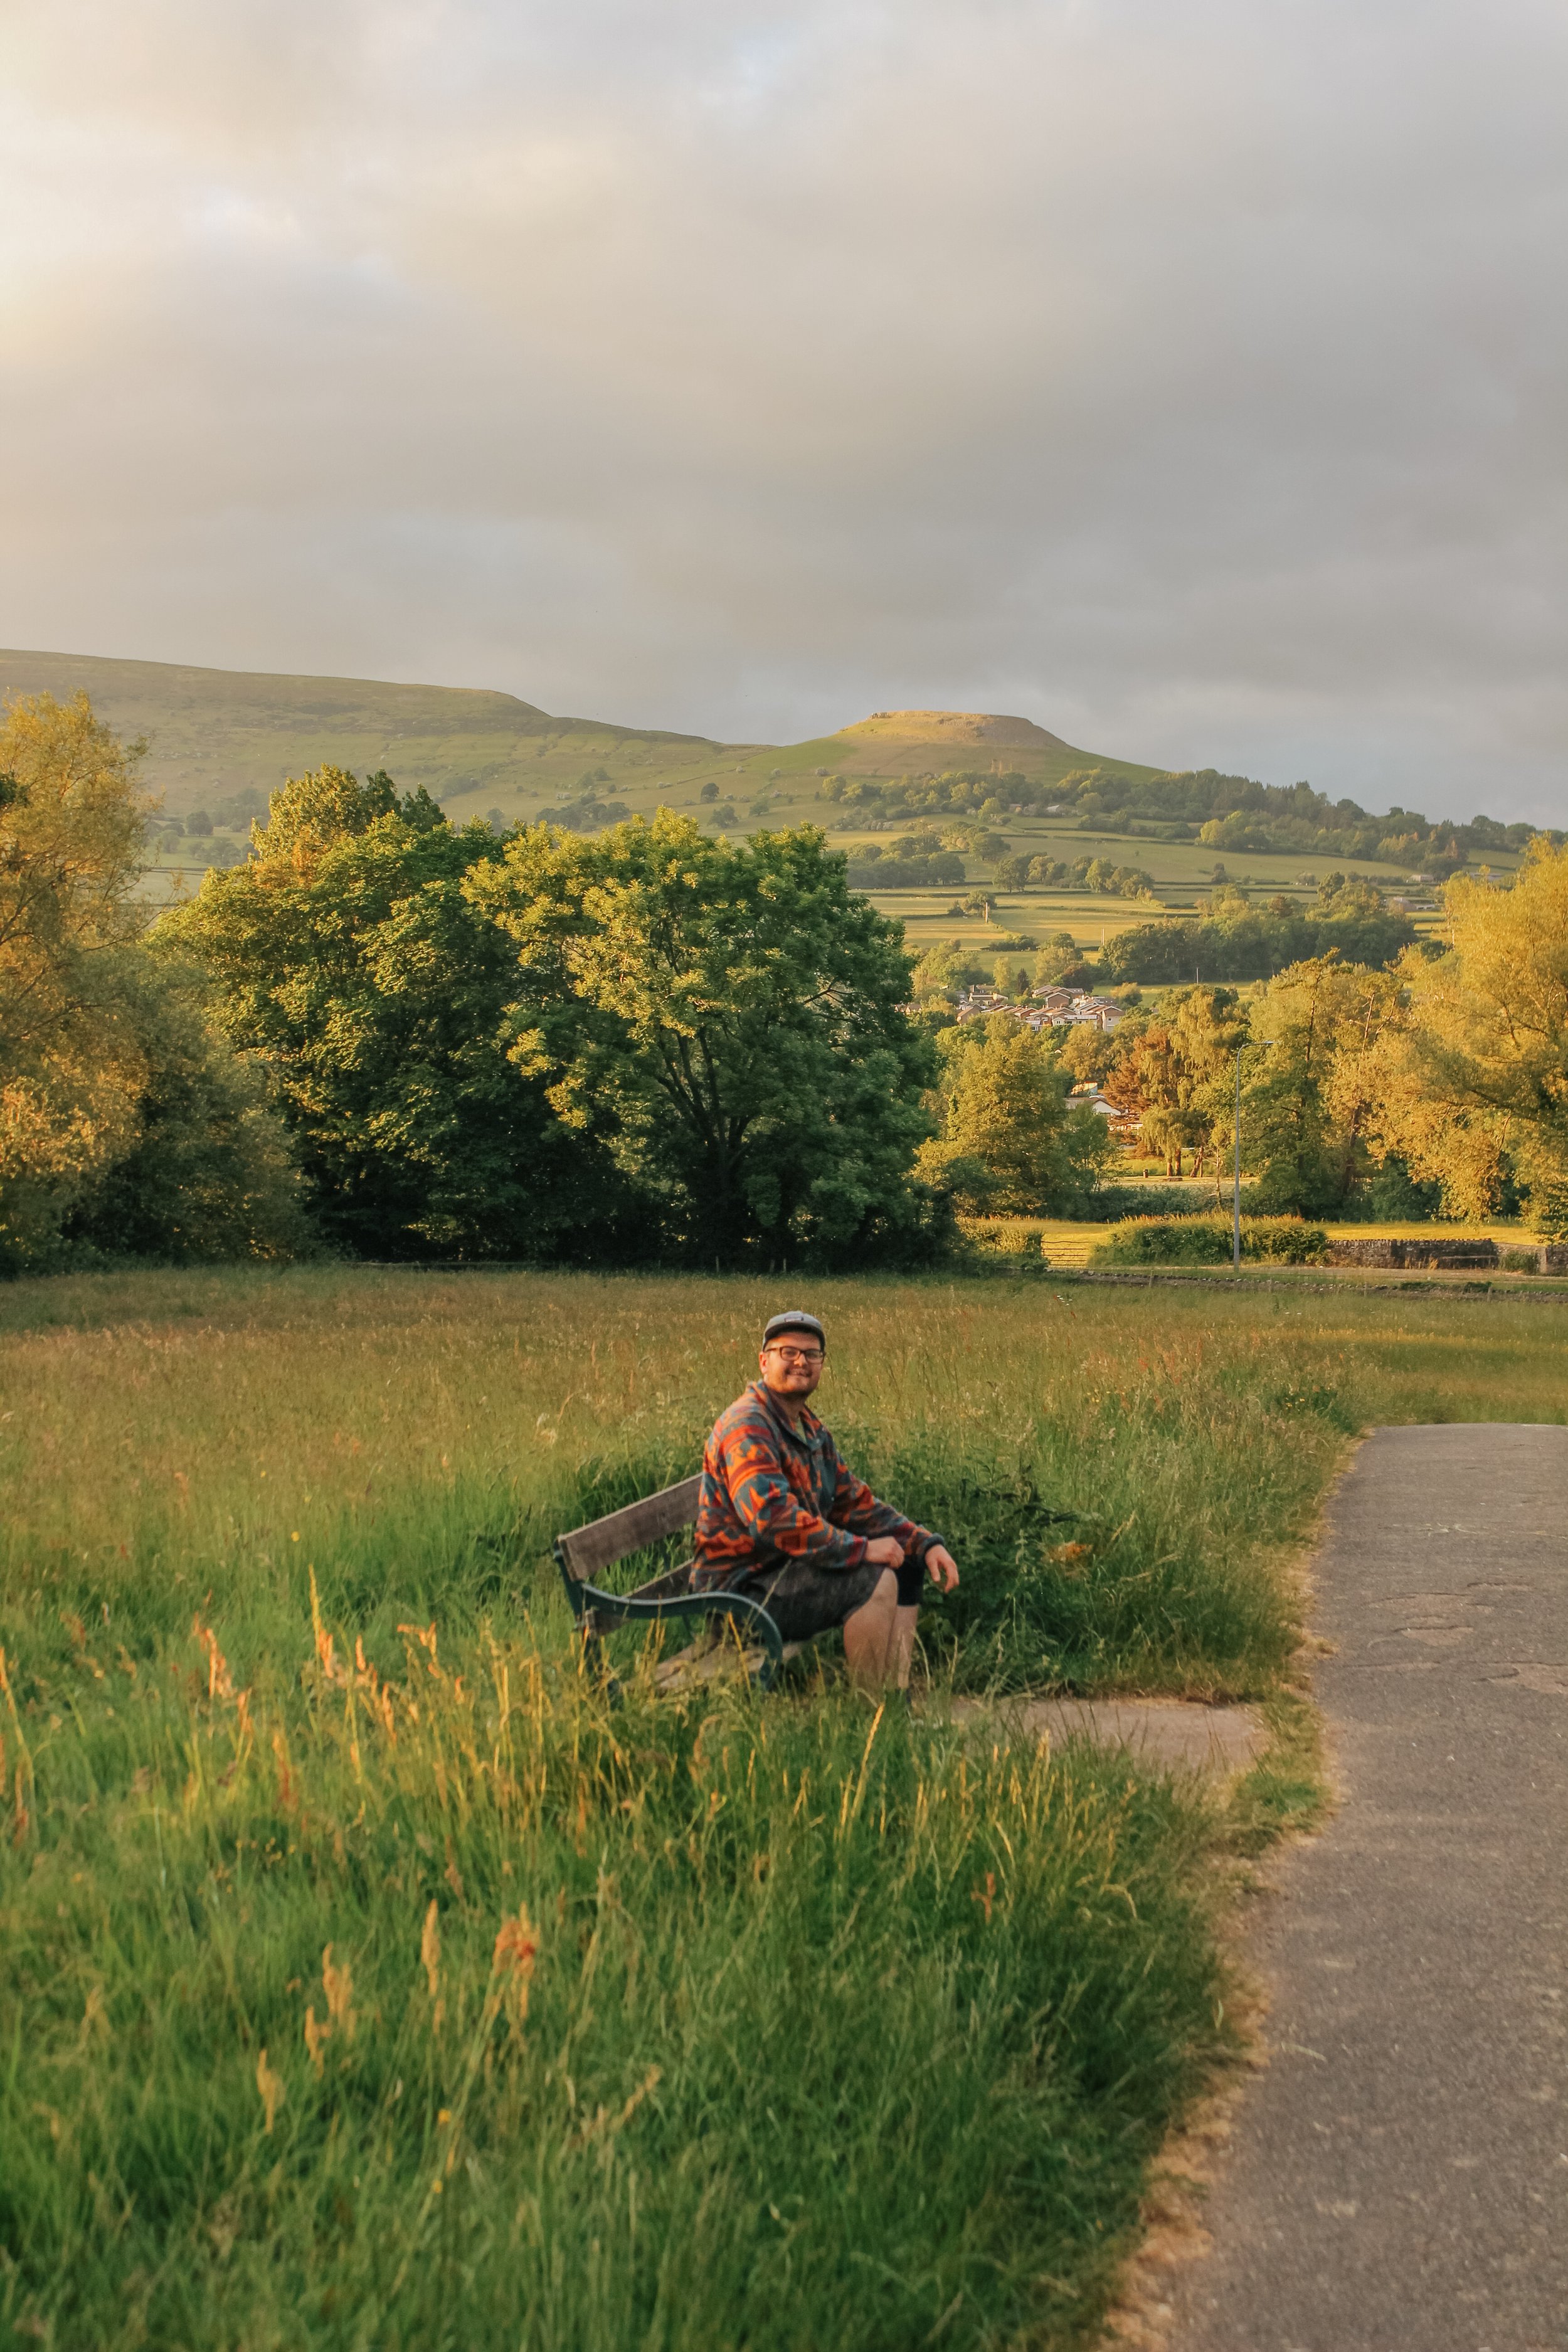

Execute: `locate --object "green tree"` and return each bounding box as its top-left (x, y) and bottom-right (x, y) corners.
top-left (161, 766), bottom-right (625, 1261)
top-left (471, 812), bottom-right (939, 1266)
top-left (918, 1018), bottom-right (1113, 1213)
top-left (1032, 935), bottom-right (1084, 987)
top-left (1101, 882), bottom-right (1417, 985)
top-left (1242, 958), bottom-right (1403, 1213)
top-left (1100, 988), bottom-right (1242, 1177)
top-left (62, 952), bottom-right (309, 1263)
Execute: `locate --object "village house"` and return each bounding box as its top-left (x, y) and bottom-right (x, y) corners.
top-left (958, 985), bottom-right (1123, 1032)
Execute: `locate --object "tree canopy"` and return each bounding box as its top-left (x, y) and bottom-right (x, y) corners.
top-left (0, 694), bottom-right (302, 1269)
top-left (159, 766), bottom-right (627, 1261)
top-left (917, 1018), bottom-right (1112, 1214)
top-left (1367, 842), bottom-right (1568, 1230)
top-left (472, 813), bottom-right (938, 1266)
top-left (1101, 988), bottom-right (1244, 1180)
top-left (1101, 877), bottom-right (1418, 985)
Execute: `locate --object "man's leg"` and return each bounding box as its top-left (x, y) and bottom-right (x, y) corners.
top-left (842, 1570), bottom-right (901, 1691)
top-left (889, 1606), bottom-right (919, 1688)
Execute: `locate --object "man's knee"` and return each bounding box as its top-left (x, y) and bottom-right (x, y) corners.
top-left (849, 1568), bottom-right (898, 1625)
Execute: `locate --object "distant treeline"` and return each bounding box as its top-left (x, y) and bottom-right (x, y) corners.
top-left (1100, 877), bottom-right (1418, 983)
top-left (995, 853), bottom-right (1155, 899)
top-left (845, 845), bottom-right (967, 890)
top-left (827, 763), bottom-right (1562, 871)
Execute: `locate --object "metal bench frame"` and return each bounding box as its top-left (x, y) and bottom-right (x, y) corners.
top-left (554, 1474), bottom-right (795, 1691)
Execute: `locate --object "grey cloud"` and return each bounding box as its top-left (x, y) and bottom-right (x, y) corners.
top-left (2, 0), bottom-right (1565, 818)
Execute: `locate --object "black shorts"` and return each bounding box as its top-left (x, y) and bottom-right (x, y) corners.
top-left (714, 1550), bottom-right (923, 1645)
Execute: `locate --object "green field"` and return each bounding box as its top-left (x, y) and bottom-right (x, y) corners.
top-left (3, 1267), bottom-right (1564, 2348)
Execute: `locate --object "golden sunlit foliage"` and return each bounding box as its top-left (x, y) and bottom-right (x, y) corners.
top-left (0, 694), bottom-right (305, 1268)
top-left (0, 694), bottom-right (152, 1254)
top-left (1373, 842), bottom-right (1568, 1228)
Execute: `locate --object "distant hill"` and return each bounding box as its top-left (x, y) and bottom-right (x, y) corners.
top-left (3, 653), bottom-right (1547, 900)
top-left (0, 649), bottom-right (729, 822)
top-left (0, 651), bottom-right (1142, 825)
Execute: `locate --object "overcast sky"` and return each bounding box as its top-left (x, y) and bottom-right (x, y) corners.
top-left (4, 0), bottom-right (1565, 820)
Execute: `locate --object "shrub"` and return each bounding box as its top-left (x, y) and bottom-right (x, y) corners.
top-left (1088, 1216), bottom-right (1327, 1267)
top-left (1090, 1219), bottom-right (1232, 1266)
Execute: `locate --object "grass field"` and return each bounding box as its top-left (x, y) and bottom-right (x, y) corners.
top-left (3, 1268), bottom-right (1564, 2348)
top-left (967, 1213), bottom-right (1547, 1270)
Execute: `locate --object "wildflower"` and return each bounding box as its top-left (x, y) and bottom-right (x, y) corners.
top-left (492, 1905), bottom-right (539, 2025)
top-left (256, 2047), bottom-right (284, 2133)
top-left (192, 1616), bottom-right (235, 1701)
top-left (309, 1569), bottom-right (347, 1688)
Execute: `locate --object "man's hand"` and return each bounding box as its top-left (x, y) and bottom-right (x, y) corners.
top-left (924, 1544), bottom-right (959, 1594)
top-left (865, 1535), bottom-right (906, 1569)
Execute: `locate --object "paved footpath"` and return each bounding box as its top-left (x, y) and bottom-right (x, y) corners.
top-left (1165, 1423), bottom-right (1568, 2352)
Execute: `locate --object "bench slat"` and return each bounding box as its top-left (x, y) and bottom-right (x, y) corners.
top-left (556, 1475), bottom-right (702, 1581)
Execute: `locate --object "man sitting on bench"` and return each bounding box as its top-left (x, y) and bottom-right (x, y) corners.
top-left (692, 1310), bottom-right (960, 1692)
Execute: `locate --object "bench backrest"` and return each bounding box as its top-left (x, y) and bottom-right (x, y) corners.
top-left (554, 1474), bottom-right (702, 1582)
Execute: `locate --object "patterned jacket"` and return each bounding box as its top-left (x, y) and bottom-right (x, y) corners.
top-left (692, 1379), bottom-right (941, 1584)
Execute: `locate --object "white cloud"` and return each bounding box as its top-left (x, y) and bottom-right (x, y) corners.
top-left (2, 0), bottom-right (1565, 818)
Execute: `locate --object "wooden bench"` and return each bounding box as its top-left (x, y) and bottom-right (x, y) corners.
top-left (554, 1475), bottom-right (802, 1692)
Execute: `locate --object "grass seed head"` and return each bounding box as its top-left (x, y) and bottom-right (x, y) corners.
top-left (304, 2005), bottom-right (329, 2077)
top-left (321, 1944), bottom-right (356, 2040)
top-left (255, 2047), bottom-right (284, 2133)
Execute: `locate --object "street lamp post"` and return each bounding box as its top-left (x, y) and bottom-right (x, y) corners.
top-left (1232, 1044), bottom-right (1243, 1269)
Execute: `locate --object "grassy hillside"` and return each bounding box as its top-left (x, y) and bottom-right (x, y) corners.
top-left (0, 650), bottom-right (1520, 939)
top-left (0, 648), bottom-right (728, 820)
top-left (0, 654), bottom-right (1135, 824)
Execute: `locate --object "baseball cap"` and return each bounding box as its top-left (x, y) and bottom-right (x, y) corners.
top-left (763, 1310), bottom-right (826, 1351)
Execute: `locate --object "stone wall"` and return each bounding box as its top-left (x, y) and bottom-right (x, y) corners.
top-left (1325, 1237), bottom-right (1566, 1274)
top-left (1326, 1237), bottom-right (1498, 1270)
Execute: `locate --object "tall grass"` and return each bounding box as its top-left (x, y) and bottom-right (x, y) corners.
top-left (1, 1634), bottom-right (1223, 2350)
top-left (1, 1267), bottom-right (1564, 2347)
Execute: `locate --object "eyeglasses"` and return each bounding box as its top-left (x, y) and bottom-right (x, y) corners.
top-left (765, 1346), bottom-right (824, 1366)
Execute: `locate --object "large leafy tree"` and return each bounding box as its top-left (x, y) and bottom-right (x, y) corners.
top-left (918, 1017), bottom-right (1113, 1213)
top-left (1241, 956), bottom-right (1405, 1214)
top-left (1, 693), bottom-right (307, 1268)
top-left (0, 692), bottom-right (152, 1257)
top-left (1101, 987), bottom-right (1244, 1179)
top-left (472, 813), bottom-right (938, 1266)
top-left (1369, 842), bottom-right (1568, 1229)
top-left (160, 767), bottom-right (630, 1259)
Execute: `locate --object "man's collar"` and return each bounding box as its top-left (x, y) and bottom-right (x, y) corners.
top-left (748, 1378), bottom-right (822, 1444)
